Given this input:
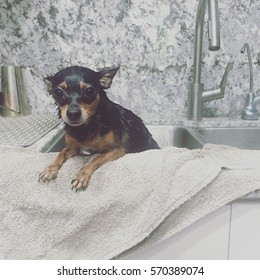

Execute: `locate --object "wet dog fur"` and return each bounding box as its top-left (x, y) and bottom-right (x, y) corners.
top-left (38, 66), bottom-right (159, 191)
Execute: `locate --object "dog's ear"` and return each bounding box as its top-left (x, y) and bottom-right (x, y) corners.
top-left (43, 76), bottom-right (53, 92)
top-left (99, 67), bottom-right (119, 89)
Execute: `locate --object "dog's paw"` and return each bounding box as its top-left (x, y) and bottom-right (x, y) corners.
top-left (71, 170), bottom-right (91, 192)
top-left (38, 166), bottom-right (59, 183)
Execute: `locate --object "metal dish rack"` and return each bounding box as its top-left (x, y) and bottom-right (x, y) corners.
top-left (0, 114), bottom-right (61, 147)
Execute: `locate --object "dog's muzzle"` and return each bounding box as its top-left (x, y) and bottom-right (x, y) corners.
top-left (67, 104), bottom-right (82, 121)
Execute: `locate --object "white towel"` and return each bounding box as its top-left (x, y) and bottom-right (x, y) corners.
top-left (0, 144), bottom-right (260, 259)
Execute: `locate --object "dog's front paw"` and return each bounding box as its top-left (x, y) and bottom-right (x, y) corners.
top-left (71, 170), bottom-right (91, 192)
top-left (38, 166), bottom-right (59, 183)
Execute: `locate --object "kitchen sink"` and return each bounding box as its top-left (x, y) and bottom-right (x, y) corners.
top-left (147, 126), bottom-right (260, 150)
top-left (39, 126), bottom-right (260, 153)
top-left (192, 127), bottom-right (260, 150)
top-left (40, 126), bottom-right (203, 153)
top-left (148, 126), bottom-right (203, 149)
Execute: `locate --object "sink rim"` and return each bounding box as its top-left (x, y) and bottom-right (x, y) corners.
top-left (190, 126), bottom-right (260, 150)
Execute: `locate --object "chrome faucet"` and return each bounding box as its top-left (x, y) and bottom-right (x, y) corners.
top-left (188, 0), bottom-right (234, 120)
top-left (241, 43), bottom-right (260, 120)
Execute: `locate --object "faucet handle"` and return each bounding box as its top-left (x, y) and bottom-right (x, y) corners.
top-left (219, 61), bottom-right (234, 92)
top-left (202, 61), bottom-right (234, 102)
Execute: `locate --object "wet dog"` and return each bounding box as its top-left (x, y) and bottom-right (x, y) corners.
top-left (39, 66), bottom-right (159, 191)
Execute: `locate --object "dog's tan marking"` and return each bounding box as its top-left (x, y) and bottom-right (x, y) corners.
top-left (59, 82), bottom-right (68, 90)
top-left (59, 104), bottom-right (69, 120)
top-left (38, 137), bottom-right (80, 182)
top-left (80, 93), bottom-right (100, 118)
top-left (82, 131), bottom-right (116, 152)
top-left (71, 147), bottom-right (126, 191)
top-left (79, 81), bottom-right (89, 90)
top-left (66, 130), bottom-right (118, 153)
top-left (40, 130), bottom-right (124, 190)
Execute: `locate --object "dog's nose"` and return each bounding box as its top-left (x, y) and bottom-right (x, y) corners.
top-left (67, 106), bottom-right (82, 121)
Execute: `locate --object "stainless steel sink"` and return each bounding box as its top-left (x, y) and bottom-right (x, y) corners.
top-left (171, 127), bottom-right (203, 149)
top-left (39, 125), bottom-right (260, 153)
top-left (151, 126), bottom-right (260, 150)
top-left (144, 126), bottom-right (260, 150)
top-left (40, 126), bottom-right (203, 152)
top-left (192, 127), bottom-right (260, 150)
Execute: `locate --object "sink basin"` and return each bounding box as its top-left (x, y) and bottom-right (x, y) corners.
top-left (193, 127), bottom-right (260, 150)
top-left (40, 125), bottom-right (203, 153)
top-left (171, 127), bottom-right (203, 149)
top-left (150, 126), bottom-right (260, 150)
top-left (39, 126), bottom-right (260, 153)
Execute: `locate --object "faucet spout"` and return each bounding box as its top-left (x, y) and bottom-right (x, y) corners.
top-left (208, 0), bottom-right (221, 51)
top-left (193, 0), bottom-right (220, 84)
top-left (240, 43), bottom-right (259, 120)
top-left (241, 43), bottom-right (254, 92)
top-left (188, 0), bottom-right (233, 121)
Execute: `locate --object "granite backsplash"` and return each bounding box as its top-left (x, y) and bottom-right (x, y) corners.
top-left (0, 0), bottom-right (259, 124)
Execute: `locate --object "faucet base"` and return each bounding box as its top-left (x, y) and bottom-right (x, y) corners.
top-left (241, 91), bottom-right (259, 120)
top-left (188, 83), bottom-right (204, 121)
top-left (241, 108), bottom-right (259, 120)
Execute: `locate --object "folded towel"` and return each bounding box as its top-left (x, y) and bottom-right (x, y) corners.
top-left (0, 144), bottom-right (260, 259)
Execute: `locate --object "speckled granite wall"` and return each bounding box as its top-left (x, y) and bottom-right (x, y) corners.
top-left (0, 0), bottom-right (259, 124)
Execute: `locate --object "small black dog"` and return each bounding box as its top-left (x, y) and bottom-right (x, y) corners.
top-left (39, 66), bottom-right (159, 191)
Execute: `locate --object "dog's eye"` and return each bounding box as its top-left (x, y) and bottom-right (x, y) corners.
top-left (85, 87), bottom-right (96, 95)
top-left (82, 87), bottom-right (97, 103)
top-left (53, 88), bottom-right (64, 96)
